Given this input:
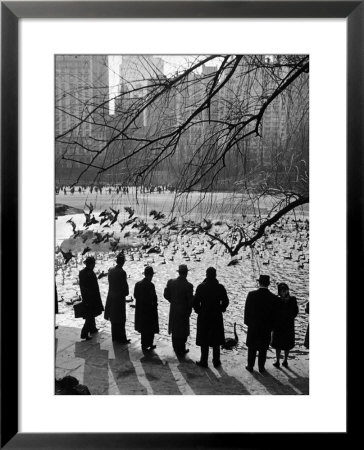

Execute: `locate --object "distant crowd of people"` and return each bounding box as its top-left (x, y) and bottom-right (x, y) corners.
top-left (55, 183), bottom-right (176, 196)
top-left (56, 253), bottom-right (309, 372)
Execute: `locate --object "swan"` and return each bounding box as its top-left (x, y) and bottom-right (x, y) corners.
top-left (221, 323), bottom-right (238, 350)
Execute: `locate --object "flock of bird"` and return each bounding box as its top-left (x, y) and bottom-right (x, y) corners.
top-left (56, 204), bottom-right (309, 281)
top-left (55, 200), bottom-right (309, 353)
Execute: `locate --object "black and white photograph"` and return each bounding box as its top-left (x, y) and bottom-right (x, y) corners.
top-left (54, 54), bottom-right (309, 396)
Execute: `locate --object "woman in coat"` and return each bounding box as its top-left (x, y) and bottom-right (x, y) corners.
top-left (271, 282), bottom-right (299, 368)
top-left (104, 252), bottom-right (130, 343)
top-left (134, 266), bottom-right (159, 351)
top-left (79, 256), bottom-right (104, 340)
top-left (193, 267), bottom-right (229, 368)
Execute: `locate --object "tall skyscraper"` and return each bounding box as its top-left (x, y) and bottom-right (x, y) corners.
top-left (55, 55), bottom-right (109, 176)
top-left (56, 55), bottom-right (109, 137)
top-left (119, 56), bottom-right (164, 92)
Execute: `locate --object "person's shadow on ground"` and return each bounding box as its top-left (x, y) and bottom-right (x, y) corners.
top-left (176, 359), bottom-right (250, 395)
top-left (140, 351), bottom-right (181, 395)
top-left (214, 366), bottom-right (251, 395)
top-left (74, 340), bottom-right (109, 394)
top-left (281, 365), bottom-right (309, 395)
top-left (250, 368), bottom-right (299, 395)
top-left (109, 342), bottom-right (147, 395)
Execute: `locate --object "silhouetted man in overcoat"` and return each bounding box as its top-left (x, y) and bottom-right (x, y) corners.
top-left (193, 267), bottom-right (229, 368)
top-left (104, 252), bottom-right (130, 343)
top-left (164, 264), bottom-right (194, 356)
top-left (244, 274), bottom-right (278, 373)
top-left (134, 266), bottom-right (159, 351)
top-left (79, 256), bottom-right (104, 340)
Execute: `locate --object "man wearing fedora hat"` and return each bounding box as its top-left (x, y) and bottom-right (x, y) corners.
top-left (164, 264), bottom-right (194, 356)
top-left (104, 251), bottom-right (130, 344)
top-left (193, 267), bottom-right (229, 368)
top-left (79, 256), bottom-right (104, 340)
top-left (244, 274), bottom-right (278, 373)
top-left (134, 266), bottom-right (159, 352)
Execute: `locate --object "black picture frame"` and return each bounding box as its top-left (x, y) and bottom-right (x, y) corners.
top-left (1, 1), bottom-right (356, 448)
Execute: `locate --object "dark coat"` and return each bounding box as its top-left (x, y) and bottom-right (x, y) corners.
top-left (104, 264), bottom-right (129, 323)
top-left (134, 278), bottom-right (159, 334)
top-left (271, 296), bottom-right (299, 350)
top-left (304, 302), bottom-right (309, 349)
top-left (193, 278), bottom-right (229, 347)
top-left (244, 287), bottom-right (279, 349)
top-left (164, 276), bottom-right (194, 338)
top-left (79, 267), bottom-right (104, 318)
top-left (55, 284), bottom-right (59, 314)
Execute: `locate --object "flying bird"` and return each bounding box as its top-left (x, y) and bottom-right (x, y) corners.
top-left (85, 202), bottom-right (94, 214)
top-left (150, 210), bottom-right (165, 220)
top-left (66, 218), bottom-right (77, 234)
top-left (60, 249), bottom-right (75, 264)
top-left (92, 232), bottom-right (104, 244)
top-left (109, 239), bottom-right (120, 252)
top-left (81, 233), bottom-right (90, 244)
top-left (208, 240), bottom-right (216, 249)
top-left (161, 217), bottom-right (176, 229)
top-left (103, 232), bottom-right (114, 243)
top-left (98, 209), bottom-right (108, 217)
top-left (124, 206), bottom-right (135, 219)
top-left (120, 216), bottom-right (137, 232)
top-left (109, 207), bottom-right (120, 224)
top-left (89, 215), bottom-right (99, 225)
top-left (100, 216), bottom-right (109, 225)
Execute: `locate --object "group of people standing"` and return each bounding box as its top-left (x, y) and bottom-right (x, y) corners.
top-left (244, 275), bottom-right (300, 373)
top-left (73, 252), bottom-right (307, 372)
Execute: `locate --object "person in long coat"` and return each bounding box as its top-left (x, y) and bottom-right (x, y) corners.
top-left (134, 266), bottom-right (159, 352)
top-left (55, 283), bottom-right (59, 330)
top-left (271, 282), bottom-right (299, 368)
top-left (164, 264), bottom-right (194, 356)
top-left (55, 283), bottom-right (59, 315)
top-left (104, 252), bottom-right (130, 343)
top-left (193, 267), bottom-right (229, 368)
top-left (244, 274), bottom-right (279, 373)
top-left (304, 302), bottom-right (309, 349)
top-left (79, 256), bottom-right (104, 340)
